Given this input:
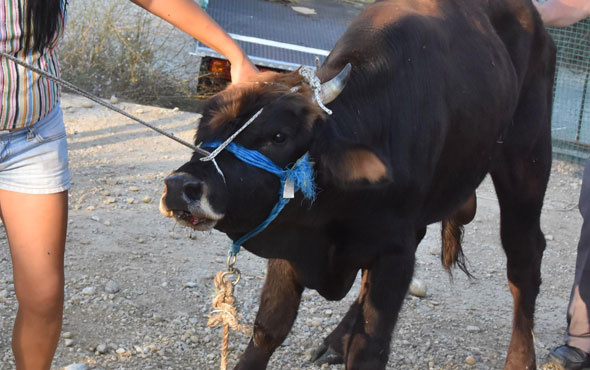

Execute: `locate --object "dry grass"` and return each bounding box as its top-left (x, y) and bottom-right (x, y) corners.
top-left (58, 0), bottom-right (204, 111)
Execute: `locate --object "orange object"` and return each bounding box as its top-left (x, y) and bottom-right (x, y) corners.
top-left (209, 58), bottom-right (231, 80)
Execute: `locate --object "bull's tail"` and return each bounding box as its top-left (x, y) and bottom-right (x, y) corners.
top-left (440, 193), bottom-right (477, 278)
top-left (441, 218), bottom-right (472, 277)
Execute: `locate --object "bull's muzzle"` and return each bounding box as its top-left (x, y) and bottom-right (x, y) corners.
top-left (164, 173), bottom-right (204, 208)
top-left (160, 172), bottom-right (223, 230)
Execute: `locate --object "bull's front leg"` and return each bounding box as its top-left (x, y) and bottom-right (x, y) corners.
top-left (311, 273), bottom-right (365, 365)
top-left (234, 259), bottom-right (303, 370)
top-left (313, 227), bottom-right (427, 367)
top-left (344, 247), bottom-right (415, 370)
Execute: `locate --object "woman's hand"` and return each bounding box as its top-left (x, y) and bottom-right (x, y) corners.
top-left (130, 0), bottom-right (259, 83)
top-left (533, 0), bottom-right (590, 27)
top-left (229, 54), bottom-right (259, 84)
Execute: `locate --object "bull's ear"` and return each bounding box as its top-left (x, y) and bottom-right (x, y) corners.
top-left (319, 144), bottom-right (391, 188)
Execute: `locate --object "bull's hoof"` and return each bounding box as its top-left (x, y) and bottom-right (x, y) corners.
top-left (309, 343), bottom-right (344, 365)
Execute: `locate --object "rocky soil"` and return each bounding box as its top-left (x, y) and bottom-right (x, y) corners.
top-left (0, 93), bottom-right (585, 369)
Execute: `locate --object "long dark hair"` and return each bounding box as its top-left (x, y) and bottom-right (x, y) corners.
top-left (24, 0), bottom-right (63, 54)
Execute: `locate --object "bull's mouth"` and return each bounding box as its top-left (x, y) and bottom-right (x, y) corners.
top-left (172, 210), bottom-right (218, 231)
top-left (159, 195), bottom-right (219, 231)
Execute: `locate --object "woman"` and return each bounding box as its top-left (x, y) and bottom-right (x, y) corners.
top-left (0, 0), bottom-right (256, 368)
top-left (534, 0), bottom-right (590, 27)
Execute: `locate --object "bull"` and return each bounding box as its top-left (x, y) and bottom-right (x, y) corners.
top-left (159, 0), bottom-right (556, 368)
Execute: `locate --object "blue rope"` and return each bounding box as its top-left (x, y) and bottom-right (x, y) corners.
top-left (206, 142), bottom-right (284, 176)
top-left (202, 141), bottom-right (316, 255)
top-left (231, 185), bottom-right (291, 255)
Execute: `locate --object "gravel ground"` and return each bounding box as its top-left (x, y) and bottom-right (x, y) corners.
top-left (0, 93), bottom-right (584, 370)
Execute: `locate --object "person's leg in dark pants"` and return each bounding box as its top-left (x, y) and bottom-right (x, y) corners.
top-left (547, 160), bottom-right (590, 370)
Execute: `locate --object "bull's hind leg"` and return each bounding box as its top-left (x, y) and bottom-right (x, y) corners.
top-left (491, 147), bottom-right (549, 369)
top-left (234, 259), bottom-right (303, 370)
top-left (490, 19), bottom-right (555, 369)
top-left (490, 92), bottom-right (552, 370)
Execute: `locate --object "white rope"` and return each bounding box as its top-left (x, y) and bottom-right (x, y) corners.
top-left (212, 159), bottom-right (226, 183)
top-left (298, 67), bottom-right (332, 115)
top-left (200, 108), bottom-right (264, 162)
top-left (198, 108), bottom-right (264, 182)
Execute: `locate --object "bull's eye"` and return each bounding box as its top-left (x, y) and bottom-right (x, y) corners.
top-left (272, 132), bottom-right (286, 144)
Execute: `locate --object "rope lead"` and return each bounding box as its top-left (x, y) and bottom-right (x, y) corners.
top-left (0, 51), bottom-right (205, 154)
top-left (207, 268), bottom-right (250, 370)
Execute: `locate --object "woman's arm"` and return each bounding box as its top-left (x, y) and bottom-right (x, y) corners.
top-left (130, 0), bottom-right (258, 83)
top-left (534, 0), bottom-right (590, 27)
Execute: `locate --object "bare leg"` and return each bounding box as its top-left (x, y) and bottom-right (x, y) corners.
top-left (235, 259), bottom-right (303, 370)
top-left (1, 190), bottom-right (68, 370)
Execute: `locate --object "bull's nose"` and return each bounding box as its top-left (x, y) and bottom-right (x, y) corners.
top-left (163, 173), bottom-right (204, 208)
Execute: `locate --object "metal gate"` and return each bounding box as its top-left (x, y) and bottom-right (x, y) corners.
top-left (548, 19), bottom-right (590, 163)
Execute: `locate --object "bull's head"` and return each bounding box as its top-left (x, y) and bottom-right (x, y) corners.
top-left (159, 63), bottom-right (387, 239)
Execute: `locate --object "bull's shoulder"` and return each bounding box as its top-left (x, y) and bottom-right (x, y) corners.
top-left (486, 0), bottom-right (540, 33)
top-left (356, 0), bottom-right (442, 30)
top-left (327, 0), bottom-right (447, 67)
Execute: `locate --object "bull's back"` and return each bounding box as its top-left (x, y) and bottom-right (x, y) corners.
top-left (320, 0), bottom-right (553, 223)
top-left (420, 0), bottom-right (554, 223)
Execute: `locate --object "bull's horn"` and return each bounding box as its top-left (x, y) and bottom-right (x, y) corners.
top-left (318, 63), bottom-right (352, 105)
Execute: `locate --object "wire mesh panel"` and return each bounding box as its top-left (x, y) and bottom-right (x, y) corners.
top-left (548, 19), bottom-right (590, 163)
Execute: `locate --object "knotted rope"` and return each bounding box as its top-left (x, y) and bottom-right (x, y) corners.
top-left (207, 262), bottom-right (250, 370)
top-left (298, 66), bottom-right (332, 115)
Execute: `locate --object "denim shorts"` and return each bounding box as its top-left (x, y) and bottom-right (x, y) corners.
top-left (0, 103), bottom-right (70, 194)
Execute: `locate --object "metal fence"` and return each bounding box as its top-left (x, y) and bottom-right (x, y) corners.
top-left (548, 19), bottom-right (590, 163)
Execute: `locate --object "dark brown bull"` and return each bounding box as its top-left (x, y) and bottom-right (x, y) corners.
top-left (159, 0), bottom-right (556, 368)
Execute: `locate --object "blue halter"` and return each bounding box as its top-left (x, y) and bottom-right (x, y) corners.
top-left (202, 141), bottom-right (316, 256)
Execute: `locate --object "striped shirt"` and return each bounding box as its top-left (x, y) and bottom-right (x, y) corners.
top-left (0, 0), bottom-right (66, 130)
